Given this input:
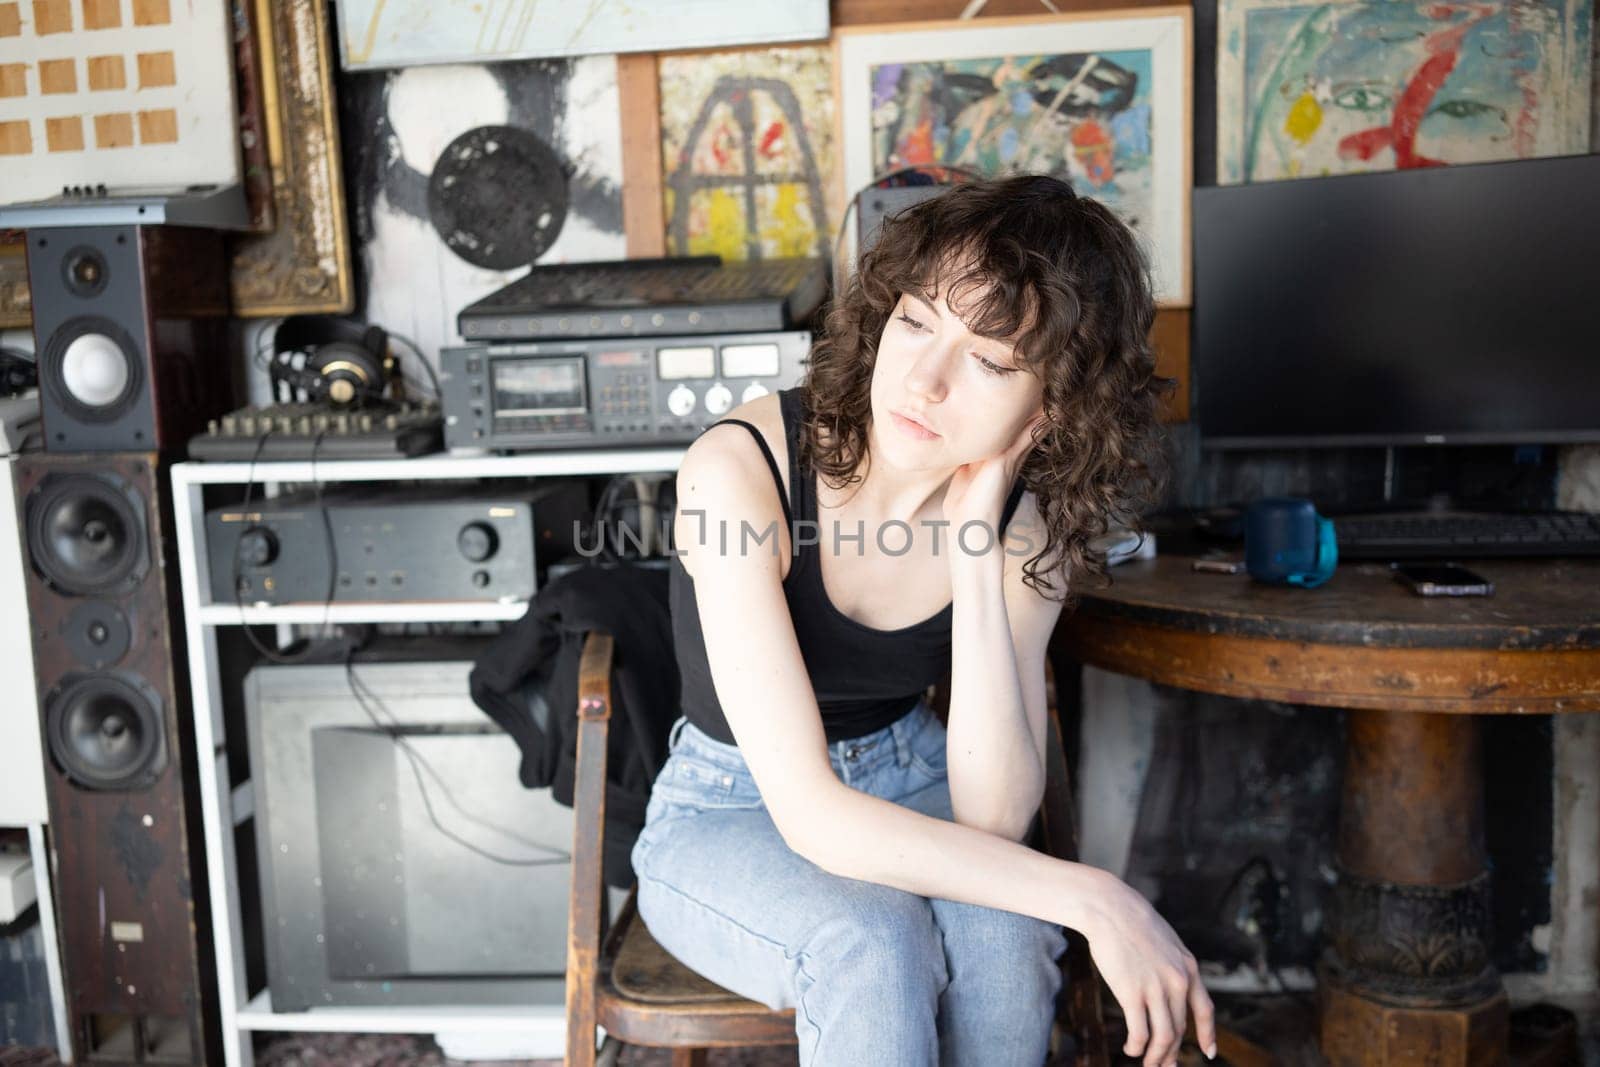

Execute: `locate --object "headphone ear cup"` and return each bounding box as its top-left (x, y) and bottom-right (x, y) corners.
top-left (308, 341), bottom-right (386, 405)
top-left (271, 317), bottom-right (393, 406)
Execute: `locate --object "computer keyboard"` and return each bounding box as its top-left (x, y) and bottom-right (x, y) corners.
top-left (1334, 511), bottom-right (1600, 559)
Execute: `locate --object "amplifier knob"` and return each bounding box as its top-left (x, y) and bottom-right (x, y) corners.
top-left (667, 385), bottom-right (696, 417)
top-left (741, 382), bottom-right (769, 404)
top-left (238, 526), bottom-right (279, 567)
top-left (458, 522), bottom-right (499, 563)
top-left (704, 383), bottom-right (733, 415)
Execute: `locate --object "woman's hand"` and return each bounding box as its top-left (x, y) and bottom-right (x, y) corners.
top-left (941, 413), bottom-right (1045, 554)
top-left (1078, 869), bottom-right (1217, 1066)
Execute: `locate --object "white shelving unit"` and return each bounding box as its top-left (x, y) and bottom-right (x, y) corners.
top-left (170, 449), bottom-right (684, 1067)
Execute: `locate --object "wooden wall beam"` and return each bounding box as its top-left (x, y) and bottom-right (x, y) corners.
top-left (616, 52), bottom-right (666, 258)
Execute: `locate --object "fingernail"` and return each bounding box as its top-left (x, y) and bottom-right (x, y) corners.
top-left (1207, 1042), bottom-right (1218, 1059)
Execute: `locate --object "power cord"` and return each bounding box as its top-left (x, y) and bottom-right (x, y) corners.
top-left (383, 330), bottom-right (443, 402)
top-left (342, 646), bottom-right (569, 867)
top-left (232, 428), bottom-right (315, 665)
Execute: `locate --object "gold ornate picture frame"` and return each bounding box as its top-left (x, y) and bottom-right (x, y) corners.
top-left (228, 0), bottom-right (353, 316)
top-left (0, 232), bottom-right (27, 330)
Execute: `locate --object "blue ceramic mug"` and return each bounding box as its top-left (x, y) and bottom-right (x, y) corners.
top-left (1244, 498), bottom-right (1338, 588)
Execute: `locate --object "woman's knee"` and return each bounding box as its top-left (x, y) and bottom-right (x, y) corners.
top-left (801, 888), bottom-right (948, 995)
top-left (935, 900), bottom-right (1068, 986)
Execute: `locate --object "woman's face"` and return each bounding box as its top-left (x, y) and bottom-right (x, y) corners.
top-left (869, 286), bottom-right (1045, 472)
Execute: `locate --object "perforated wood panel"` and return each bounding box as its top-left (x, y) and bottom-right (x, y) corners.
top-left (0, 0), bottom-right (238, 204)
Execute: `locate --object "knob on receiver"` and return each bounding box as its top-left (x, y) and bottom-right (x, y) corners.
top-left (704, 383), bottom-right (733, 415)
top-left (238, 526), bottom-right (279, 567)
top-left (457, 522), bottom-right (498, 563)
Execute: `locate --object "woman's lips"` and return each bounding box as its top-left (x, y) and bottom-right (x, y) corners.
top-left (891, 410), bottom-right (940, 440)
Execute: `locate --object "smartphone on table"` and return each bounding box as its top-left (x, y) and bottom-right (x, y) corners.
top-left (1391, 562), bottom-right (1494, 597)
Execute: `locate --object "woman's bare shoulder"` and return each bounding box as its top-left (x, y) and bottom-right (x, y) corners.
top-left (675, 392), bottom-right (790, 577)
top-left (722, 391), bottom-right (786, 460)
top-left (681, 392), bottom-right (788, 495)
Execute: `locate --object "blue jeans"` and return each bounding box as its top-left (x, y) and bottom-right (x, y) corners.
top-left (630, 703), bottom-right (1069, 1066)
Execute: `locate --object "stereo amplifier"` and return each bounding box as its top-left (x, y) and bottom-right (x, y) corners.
top-left (205, 483), bottom-right (590, 605)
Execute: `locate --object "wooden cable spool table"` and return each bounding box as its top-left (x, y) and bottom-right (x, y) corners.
top-left (1050, 554), bottom-right (1600, 1067)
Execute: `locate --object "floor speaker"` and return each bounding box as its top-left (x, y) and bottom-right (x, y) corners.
top-left (15, 451), bottom-right (219, 1066)
top-left (24, 226), bottom-right (234, 453)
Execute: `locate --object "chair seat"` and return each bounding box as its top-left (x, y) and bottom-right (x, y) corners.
top-left (597, 904), bottom-right (799, 1048)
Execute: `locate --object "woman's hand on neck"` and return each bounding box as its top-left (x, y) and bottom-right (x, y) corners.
top-left (940, 413), bottom-right (1044, 569)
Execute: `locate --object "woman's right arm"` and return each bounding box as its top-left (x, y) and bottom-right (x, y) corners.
top-left (674, 430), bottom-right (1215, 1067)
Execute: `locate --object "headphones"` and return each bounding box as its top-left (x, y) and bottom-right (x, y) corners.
top-left (0, 346), bottom-right (37, 398)
top-left (269, 317), bottom-right (394, 406)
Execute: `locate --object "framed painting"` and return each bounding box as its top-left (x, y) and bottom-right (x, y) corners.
top-left (835, 8), bottom-right (1193, 307)
top-left (228, 0), bottom-right (354, 317)
top-left (659, 45), bottom-right (837, 262)
top-left (1216, 0), bottom-right (1594, 184)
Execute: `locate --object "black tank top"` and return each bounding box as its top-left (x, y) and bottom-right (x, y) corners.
top-left (671, 388), bottom-right (1026, 744)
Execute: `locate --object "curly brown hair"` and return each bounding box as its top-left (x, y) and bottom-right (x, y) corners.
top-left (801, 174), bottom-right (1172, 601)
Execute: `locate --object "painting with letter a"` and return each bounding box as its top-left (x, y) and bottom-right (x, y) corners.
top-left (1216, 0), bottom-right (1594, 184)
top-left (659, 45), bottom-right (834, 262)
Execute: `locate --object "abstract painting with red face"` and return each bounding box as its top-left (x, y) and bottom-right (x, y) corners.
top-left (1217, 0), bottom-right (1593, 183)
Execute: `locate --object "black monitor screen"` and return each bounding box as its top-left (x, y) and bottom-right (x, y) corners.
top-left (1193, 153), bottom-right (1600, 448)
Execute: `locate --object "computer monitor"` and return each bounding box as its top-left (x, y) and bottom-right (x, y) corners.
top-left (1192, 153), bottom-right (1600, 449)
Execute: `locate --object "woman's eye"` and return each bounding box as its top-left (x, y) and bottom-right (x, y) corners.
top-left (1333, 85), bottom-right (1390, 113)
top-left (896, 312), bottom-right (927, 331)
top-left (974, 354), bottom-right (1015, 376)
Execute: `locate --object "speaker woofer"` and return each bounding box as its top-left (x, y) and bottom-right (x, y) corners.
top-left (46, 673), bottom-right (166, 791)
top-left (41, 315), bottom-right (143, 422)
top-left (27, 472), bottom-right (150, 597)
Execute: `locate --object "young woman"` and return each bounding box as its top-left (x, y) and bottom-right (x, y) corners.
top-left (631, 175), bottom-right (1214, 1067)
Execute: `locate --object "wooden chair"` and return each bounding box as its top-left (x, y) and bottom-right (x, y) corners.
top-left (564, 632), bottom-right (1110, 1067)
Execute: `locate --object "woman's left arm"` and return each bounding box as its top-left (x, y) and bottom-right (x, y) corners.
top-left (945, 490), bottom-right (1064, 840)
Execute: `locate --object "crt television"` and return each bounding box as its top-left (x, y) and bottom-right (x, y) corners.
top-left (1192, 152), bottom-right (1600, 449)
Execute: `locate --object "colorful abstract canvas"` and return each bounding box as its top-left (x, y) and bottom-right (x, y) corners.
top-left (1216, 0), bottom-right (1594, 184)
top-left (659, 46), bottom-right (835, 262)
top-left (837, 11), bottom-right (1193, 306)
top-left (869, 50), bottom-right (1156, 240)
